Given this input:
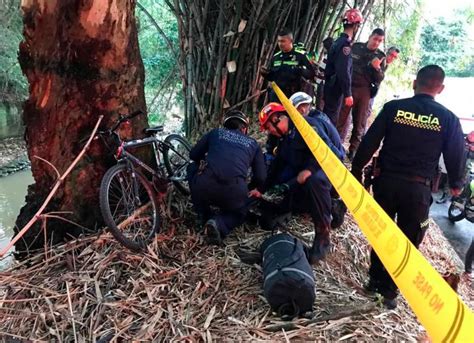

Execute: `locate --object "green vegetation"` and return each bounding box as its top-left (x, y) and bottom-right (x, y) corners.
top-left (369, 0), bottom-right (424, 112)
top-left (0, 0), bottom-right (27, 104)
top-left (420, 10), bottom-right (474, 77)
top-left (136, 0), bottom-right (181, 125)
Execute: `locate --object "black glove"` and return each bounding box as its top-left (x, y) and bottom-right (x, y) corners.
top-left (268, 183), bottom-right (290, 196)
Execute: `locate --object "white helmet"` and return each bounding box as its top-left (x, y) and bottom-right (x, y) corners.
top-left (290, 92), bottom-right (312, 108)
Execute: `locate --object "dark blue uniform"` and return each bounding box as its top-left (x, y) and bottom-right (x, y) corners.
top-left (323, 33), bottom-right (352, 125)
top-left (188, 128), bottom-right (266, 237)
top-left (337, 42), bottom-right (386, 155)
top-left (267, 115), bottom-right (345, 229)
top-left (266, 47), bottom-right (316, 102)
top-left (352, 93), bottom-right (465, 299)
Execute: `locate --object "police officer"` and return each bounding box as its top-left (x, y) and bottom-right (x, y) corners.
top-left (315, 37), bottom-right (334, 111)
top-left (351, 65), bottom-right (465, 309)
top-left (365, 46), bottom-right (400, 132)
top-left (258, 102), bottom-right (344, 264)
top-left (262, 28), bottom-right (315, 102)
top-left (323, 8), bottom-right (363, 126)
top-left (188, 110), bottom-right (266, 245)
top-left (337, 28), bottom-right (386, 160)
top-left (290, 91), bottom-right (348, 228)
top-left (289, 92), bottom-right (344, 157)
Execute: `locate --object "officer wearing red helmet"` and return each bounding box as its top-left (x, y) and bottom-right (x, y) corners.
top-left (188, 110), bottom-right (266, 244)
top-left (258, 102), bottom-right (343, 263)
top-left (323, 8), bottom-right (363, 126)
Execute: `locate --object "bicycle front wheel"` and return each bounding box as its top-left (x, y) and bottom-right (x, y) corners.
top-left (163, 134), bottom-right (192, 195)
top-left (99, 164), bottom-right (160, 251)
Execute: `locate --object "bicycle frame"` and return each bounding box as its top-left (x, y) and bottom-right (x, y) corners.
top-left (117, 136), bottom-right (166, 179)
top-left (117, 135), bottom-right (189, 183)
top-left (98, 110), bottom-right (190, 187)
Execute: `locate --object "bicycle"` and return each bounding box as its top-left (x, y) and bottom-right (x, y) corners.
top-left (97, 110), bottom-right (191, 251)
top-left (448, 130), bottom-right (474, 223)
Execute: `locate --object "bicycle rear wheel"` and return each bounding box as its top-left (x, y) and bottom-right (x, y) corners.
top-left (100, 164), bottom-right (160, 251)
top-left (163, 134), bottom-right (191, 195)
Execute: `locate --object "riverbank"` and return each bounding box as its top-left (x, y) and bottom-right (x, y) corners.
top-left (0, 137), bottom-right (29, 177)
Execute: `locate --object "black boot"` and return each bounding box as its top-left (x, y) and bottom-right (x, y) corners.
top-left (308, 228), bottom-right (331, 265)
top-left (331, 198), bottom-right (347, 229)
top-left (204, 219), bottom-right (222, 245)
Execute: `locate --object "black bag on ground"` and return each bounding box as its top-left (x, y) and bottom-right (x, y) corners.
top-left (261, 233), bottom-right (315, 319)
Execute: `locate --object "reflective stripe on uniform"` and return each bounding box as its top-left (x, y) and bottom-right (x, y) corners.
top-left (282, 60), bottom-right (299, 66)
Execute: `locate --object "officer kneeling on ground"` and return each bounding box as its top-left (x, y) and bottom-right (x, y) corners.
top-left (188, 111), bottom-right (266, 245)
top-left (351, 65), bottom-right (465, 309)
top-left (289, 92), bottom-right (348, 228)
top-left (258, 102), bottom-right (344, 264)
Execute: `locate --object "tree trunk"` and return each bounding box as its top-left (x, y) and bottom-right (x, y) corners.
top-left (15, 0), bottom-right (147, 255)
top-left (167, 0), bottom-right (375, 136)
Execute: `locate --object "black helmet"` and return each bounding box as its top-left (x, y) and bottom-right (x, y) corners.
top-left (223, 110), bottom-right (249, 127)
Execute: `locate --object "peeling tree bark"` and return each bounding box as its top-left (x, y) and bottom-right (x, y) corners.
top-left (15, 0), bottom-right (147, 255)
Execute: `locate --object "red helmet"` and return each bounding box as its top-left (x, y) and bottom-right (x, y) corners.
top-left (343, 8), bottom-right (363, 25)
top-left (258, 102), bottom-right (285, 131)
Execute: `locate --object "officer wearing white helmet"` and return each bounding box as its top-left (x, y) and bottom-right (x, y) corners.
top-left (289, 91), bottom-right (343, 156)
top-left (290, 92), bottom-right (347, 229)
top-left (289, 91), bottom-right (313, 116)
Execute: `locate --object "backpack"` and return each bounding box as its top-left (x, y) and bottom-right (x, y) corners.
top-left (261, 233), bottom-right (315, 319)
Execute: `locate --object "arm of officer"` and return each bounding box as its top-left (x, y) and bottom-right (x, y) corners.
top-left (369, 54), bottom-right (386, 84)
top-left (250, 144), bottom-right (267, 192)
top-left (351, 106), bottom-right (388, 180)
top-left (336, 44), bottom-right (352, 98)
top-left (442, 115), bottom-right (466, 191)
top-left (322, 120), bottom-right (346, 160)
top-left (264, 57), bottom-right (276, 81)
top-left (189, 131), bottom-right (211, 162)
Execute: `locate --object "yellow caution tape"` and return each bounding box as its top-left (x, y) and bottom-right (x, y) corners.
top-left (271, 82), bottom-right (474, 342)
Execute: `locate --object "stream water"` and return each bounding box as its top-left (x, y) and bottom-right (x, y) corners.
top-left (0, 169), bottom-right (33, 269)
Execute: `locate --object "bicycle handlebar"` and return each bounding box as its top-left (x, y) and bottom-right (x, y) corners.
top-left (109, 109), bottom-right (144, 132)
top-left (95, 109), bottom-right (145, 136)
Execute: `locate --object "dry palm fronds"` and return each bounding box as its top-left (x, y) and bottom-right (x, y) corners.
top-left (0, 193), bottom-right (472, 341)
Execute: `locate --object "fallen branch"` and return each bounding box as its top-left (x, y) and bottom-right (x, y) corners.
top-left (227, 89), bottom-right (266, 112)
top-left (0, 115), bottom-right (104, 257)
top-left (263, 303), bottom-right (378, 332)
top-left (117, 203), bottom-right (152, 230)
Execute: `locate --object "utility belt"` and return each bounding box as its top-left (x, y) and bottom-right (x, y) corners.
top-left (198, 160), bottom-right (245, 185)
top-left (382, 172), bottom-right (432, 187)
top-left (363, 157), bottom-right (433, 190)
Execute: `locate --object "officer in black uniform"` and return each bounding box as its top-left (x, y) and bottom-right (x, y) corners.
top-left (188, 111), bottom-right (266, 245)
top-left (258, 103), bottom-right (345, 264)
top-left (351, 65), bottom-right (465, 309)
top-left (337, 28), bottom-right (386, 160)
top-left (323, 8), bottom-right (363, 126)
top-left (262, 28), bottom-right (315, 102)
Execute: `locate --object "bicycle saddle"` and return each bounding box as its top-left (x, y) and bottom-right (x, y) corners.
top-left (144, 126), bottom-right (164, 135)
